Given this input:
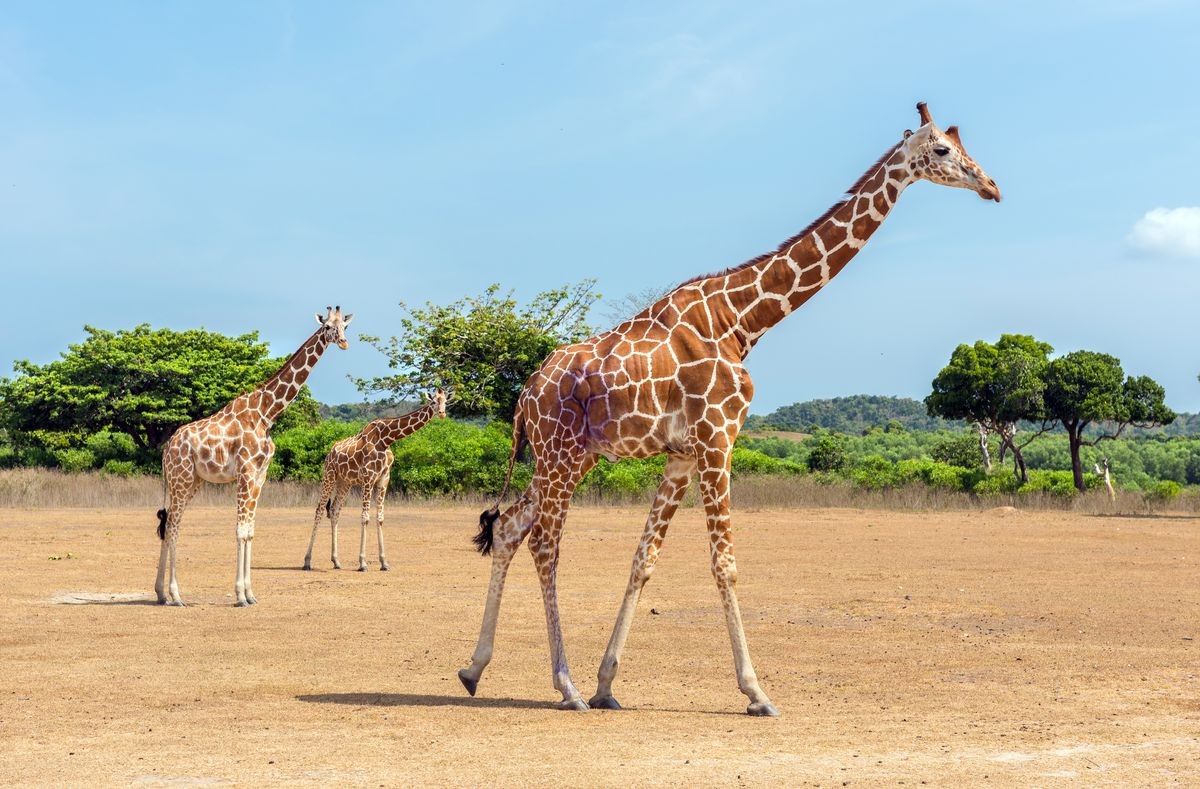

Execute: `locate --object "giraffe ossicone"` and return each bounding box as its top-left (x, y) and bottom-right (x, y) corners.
top-left (456, 102), bottom-right (1000, 715)
top-left (304, 389), bottom-right (448, 572)
top-left (155, 306), bottom-right (354, 607)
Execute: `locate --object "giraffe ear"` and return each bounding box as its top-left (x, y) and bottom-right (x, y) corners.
top-left (315, 313), bottom-right (326, 325)
top-left (945, 125), bottom-right (962, 145)
top-left (343, 313), bottom-right (354, 326)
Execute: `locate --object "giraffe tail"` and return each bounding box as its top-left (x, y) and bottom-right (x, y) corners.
top-left (473, 407), bottom-right (528, 557)
top-left (156, 508), bottom-right (168, 541)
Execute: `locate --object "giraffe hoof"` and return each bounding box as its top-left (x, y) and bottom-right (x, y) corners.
top-left (380, 564), bottom-right (390, 571)
top-left (556, 698), bottom-right (590, 712)
top-left (302, 564), bottom-right (312, 571)
top-left (163, 600), bottom-right (185, 607)
top-left (235, 600), bottom-right (252, 608)
top-left (747, 701), bottom-right (780, 717)
top-left (588, 694), bottom-right (622, 710)
top-left (358, 566), bottom-right (367, 572)
top-left (457, 669), bottom-right (478, 697)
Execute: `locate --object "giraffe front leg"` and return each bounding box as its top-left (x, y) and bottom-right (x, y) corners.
top-left (358, 488), bottom-right (371, 571)
top-left (698, 459), bottom-right (778, 717)
top-left (458, 494), bottom-right (535, 696)
top-left (305, 475), bottom-right (335, 570)
top-left (590, 455), bottom-right (694, 710)
top-left (530, 520), bottom-right (587, 711)
top-left (373, 482), bottom-right (389, 571)
top-left (234, 472), bottom-right (264, 607)
top-left (330, 487), bottom-right (347, 569)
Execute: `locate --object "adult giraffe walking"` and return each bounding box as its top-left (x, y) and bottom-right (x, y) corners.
top-left (457, 103), bottom-right (1001, 715)
top-left (156, 306), bottom-right (353, 606)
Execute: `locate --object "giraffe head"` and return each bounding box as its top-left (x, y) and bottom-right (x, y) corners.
top-left (902, 102), bottom-right (1000, 202)
top-left (431, 389), bottom-right (448, 418)
top-left (314, 305), bottom-right (354, 350)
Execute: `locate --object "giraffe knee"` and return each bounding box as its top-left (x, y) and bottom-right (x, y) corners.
top-left (237, 523), bottom-right (253, 540)
top-left (711, 554), bottom-right (737, 587)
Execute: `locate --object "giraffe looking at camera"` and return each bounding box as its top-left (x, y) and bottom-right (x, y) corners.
top-left (155, 306), bottom-right (354, 606)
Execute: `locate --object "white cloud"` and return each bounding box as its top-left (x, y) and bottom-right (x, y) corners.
top-left (1126, 207), bottom-right (1200, 258)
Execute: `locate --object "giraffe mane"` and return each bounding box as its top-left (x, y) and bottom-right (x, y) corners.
top-left (673, 141), bottom-right (903, 289)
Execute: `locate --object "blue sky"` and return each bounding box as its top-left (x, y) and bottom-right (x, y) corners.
top-left (2, 1), bottom-right (1198, 413)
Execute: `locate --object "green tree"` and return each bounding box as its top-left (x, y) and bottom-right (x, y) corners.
top-left (1043, 351), bottom-right (1175, 492)
top-left (926, 334), bottom-right (1052, 482)
top-left (0, 325), bottom-right (320, 465)
top-left (806, 433), bottom-right (847, 472)
top-left (356, 281), bottom-right (599, 419)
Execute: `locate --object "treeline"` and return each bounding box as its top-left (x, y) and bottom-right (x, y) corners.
top-left (746, 395), bottom-right (959, 433)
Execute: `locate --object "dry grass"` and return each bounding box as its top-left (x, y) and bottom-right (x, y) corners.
top-left (2, 467), bottom-right (1195, 516)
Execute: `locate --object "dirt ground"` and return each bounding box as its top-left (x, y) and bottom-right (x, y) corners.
top-left (0, 504), bottom-right (1196, 786)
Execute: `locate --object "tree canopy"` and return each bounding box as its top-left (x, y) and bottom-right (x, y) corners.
top-left (0, 325), bottom-right (320, 463)
top-left (1042, 351), bottom-right (1175, 491)
top-left (925, 334), bottom-right (1053, 481)
top-left (355, 281), bottom-right (600, 419)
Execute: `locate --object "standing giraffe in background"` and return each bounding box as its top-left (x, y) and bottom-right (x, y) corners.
top-left (156, 307), bottom-right (354, 606)
top-left (1094, 457), bottom-right (1116, 501)
top-left (457, 103), bottom-right (1001, 715)
top-left (304, 389), bottom-right (449, 572)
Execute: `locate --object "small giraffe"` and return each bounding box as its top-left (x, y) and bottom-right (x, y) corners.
top-left (155, 306), bottom-right (354, 606)
top-left (303, 390), bottom-right (449, 572)
top-left (457, 103), bottom-right (1000, 715)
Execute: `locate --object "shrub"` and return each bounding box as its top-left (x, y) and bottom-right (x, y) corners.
top-left (1146, 480), bottom-right (1183, 502)
top-left (1021, 470), bottom-right (1082, 497)
top-left (730, 447), bottom-right (803, 476)
top-left (972, 473), bottom-right (1022, 496)
top-left (100, 459), bottom-right (139, 477)
top-left (54, 448), bottom-right (97, 473)
top-left (930, 432), bottom-right (984, 469)
top-left (806, 434), bottom-right (847, 473)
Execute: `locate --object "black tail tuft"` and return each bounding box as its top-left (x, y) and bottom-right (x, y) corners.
top-left (326, 499), bottom-right (332, 518)
top-left (156, 508), bottom-right (168, 541)
top-left (474, 507), bottom-right (499, 556)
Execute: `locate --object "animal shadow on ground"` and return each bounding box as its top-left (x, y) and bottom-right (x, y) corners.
top-left (298, 692), bottom-right (549, 710)
top-left (48, 592), bottom-right (158, 606)
top-left (297, 692), bottom-right (743, 716)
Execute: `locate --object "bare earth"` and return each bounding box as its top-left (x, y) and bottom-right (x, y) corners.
top-left (0, 504), bottom-right (1196, 786)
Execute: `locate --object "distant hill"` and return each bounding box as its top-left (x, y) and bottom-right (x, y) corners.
top-left (318, 400), bottom-right (422, 422)
top-left (748, 395), bottom-right (957, 434)
top-left (747, 394), bottom-right (1200, 437)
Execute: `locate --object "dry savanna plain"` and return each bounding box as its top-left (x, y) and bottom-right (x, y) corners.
top-left (0, 501), bottom-right (1197, 786)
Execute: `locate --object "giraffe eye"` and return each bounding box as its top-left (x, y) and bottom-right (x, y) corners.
top-left (933, 146), bottom-right (950, 156)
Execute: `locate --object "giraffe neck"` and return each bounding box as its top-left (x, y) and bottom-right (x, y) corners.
top-left (365, 401), bottom-right (441, 447)
top-left (713, 144), bottom-right (915, 354)
top-left (253, 330), bottom-right (330, 427)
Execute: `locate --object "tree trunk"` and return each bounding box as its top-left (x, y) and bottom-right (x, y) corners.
top-left (1067, 424), bottom-right (1086, 493)
top-left (976, 423), bottom-right (992, 473)
top-left (1013, 445), bottom-right (1028, 484)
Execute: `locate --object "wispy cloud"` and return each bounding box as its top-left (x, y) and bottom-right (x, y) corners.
top-left (1126, 207), bottom-right (1200, 258)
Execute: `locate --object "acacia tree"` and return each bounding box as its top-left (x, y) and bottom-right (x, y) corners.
top-left (925, 334), bottom-right (1052, 482)
top-left (355, 281), bottom-right (599, 419)
top-left (1043, 351), bottom-right (1175, 492)
top-left (0, 325), bottom-right (320, 462)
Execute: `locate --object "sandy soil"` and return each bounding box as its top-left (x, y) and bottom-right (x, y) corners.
top-left (0, 503), bottom-right (1196, 786)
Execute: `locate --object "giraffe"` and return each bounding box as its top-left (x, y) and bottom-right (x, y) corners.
top-left (456, 103), bottom-right (1000, 715)
top-left (303, 389), bottom-right (449, 572)
top-left (155, 306), bottom-right (354, 607)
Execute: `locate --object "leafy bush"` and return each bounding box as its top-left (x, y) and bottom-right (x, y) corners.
top-left (100, 459), bottom-right (139, 476)
top-left (1146, 480), bottom-right (1183, 502)
top-left (807, 434), bottom-right (847, 472)
top-left (972, 473), bottom-right (1023, 496)
top-left (730, 447), bottom-right (803, 476)
top-left (390, 419), bottom-right (531, 497)
top-left (930, 432), bottom-right (985, 469)
top-left (54, 448), bottom-right (97, 473)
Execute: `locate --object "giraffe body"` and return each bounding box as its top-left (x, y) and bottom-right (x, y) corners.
top-left (304, 391), bottom-right (448, 571)
top-left (155, 307), bottom-right (353, 606)
top-left (458, 104), bottom-right (1000, 714)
